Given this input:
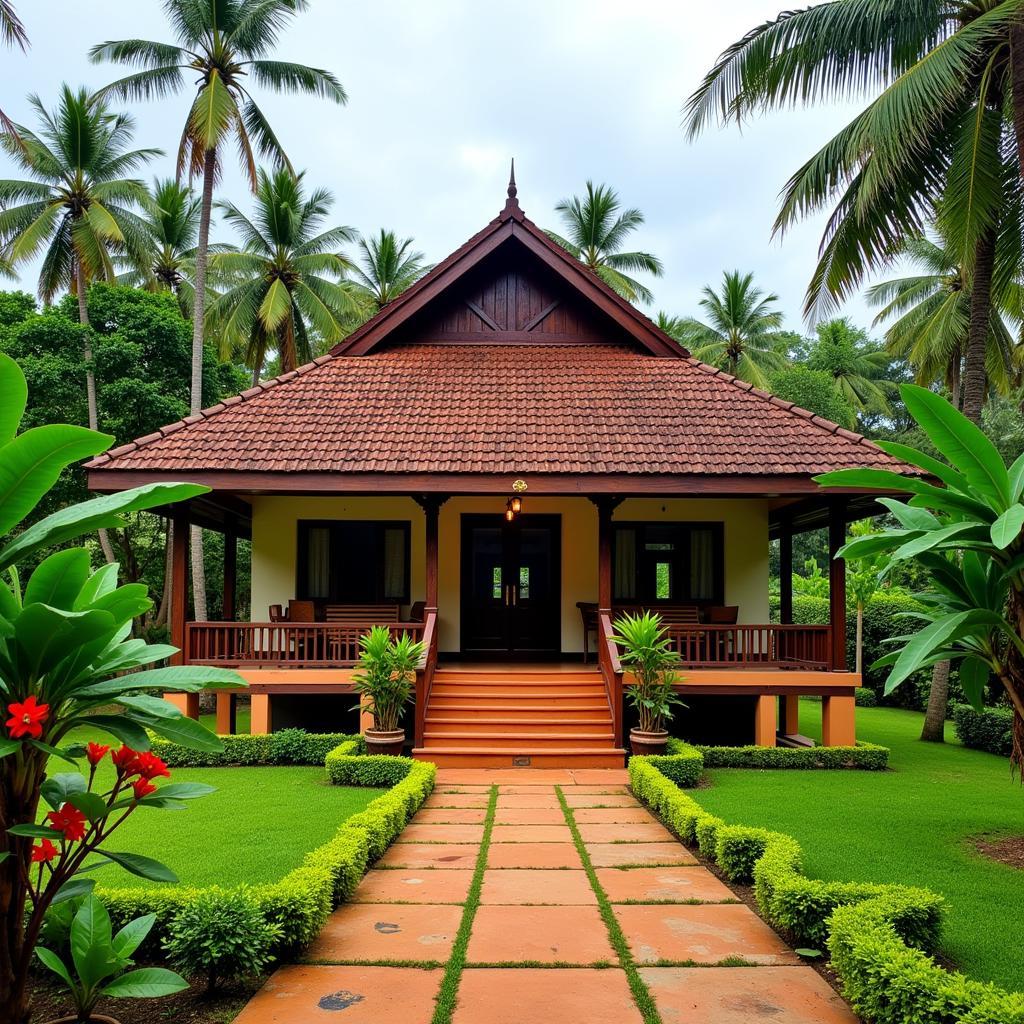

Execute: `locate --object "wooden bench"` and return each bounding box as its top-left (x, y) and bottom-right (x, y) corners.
top-left (324, 603), bottom-right (401, 623)
top-left (578, 602), bottom-right (702, 662)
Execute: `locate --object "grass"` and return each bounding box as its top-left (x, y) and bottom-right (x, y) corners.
top-left (52, 727), bottom-right (383, 889)
top-left (688, 702), bottom-right (1024, 992)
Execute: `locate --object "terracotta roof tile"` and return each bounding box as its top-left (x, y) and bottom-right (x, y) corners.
top-left (87, 345), bottom-right (909, 478)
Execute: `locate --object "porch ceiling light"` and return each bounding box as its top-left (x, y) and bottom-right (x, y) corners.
top-left (505, 496), bottom-right (522, 521)
top-left (511, 496), bottom-right (522, 514)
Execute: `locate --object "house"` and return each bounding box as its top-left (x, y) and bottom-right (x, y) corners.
top-left (86, 173), bottom-right (911, 768)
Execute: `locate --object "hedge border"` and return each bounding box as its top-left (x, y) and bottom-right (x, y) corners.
top-left (665, 736), bottom-right (889, 771)
top-left (951, 704), bottom-right (1014, 758)
top-left (98, 745), bottom-right (434, 959)
top-left (151, 730), bottom-right (365, 768)
top-left (629, 756), bottom-right (1024, 1024)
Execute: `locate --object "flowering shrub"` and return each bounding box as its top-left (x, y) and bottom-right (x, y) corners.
top-left (0, 353), bottom-right (244, 1022)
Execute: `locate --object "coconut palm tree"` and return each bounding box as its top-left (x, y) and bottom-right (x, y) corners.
top-left (683, 1), bottom-right (1024, 425)
top-left (0, 1), bottom-right (28, 140)
top-left (655, 311), bottom-right (689, 346)
top-left (867, 234), bottom-right (1020, 407)
top-left (351, 229), bottom-right (429, 312)
top-left (118, 177), bottom-right (201, 315)
top-left (546, 182), bottom-right (663, 304)
top-left (0, 86), bottom-right (157, 429)
top-left (209, 168), bottom-right (361, 382)
top-left (676, 271), bottom-right (787, 387)
top-left (90, 0), bottom-right (346, 618)
top-left (806, 319), bottom-right (895, 421)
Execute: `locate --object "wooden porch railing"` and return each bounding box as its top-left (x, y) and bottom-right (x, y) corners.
top-left (665, 624), bottom-right (832, 670)
top-left (184, 620), bottom-right (426, 668)
top-left (414, 609), bottom-right (438, 748)
top-left (597, 611), bottom-right (624, 747)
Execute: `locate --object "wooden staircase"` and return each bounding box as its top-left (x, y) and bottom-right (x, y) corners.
top-left (412, 667), bottom-right (626, 768)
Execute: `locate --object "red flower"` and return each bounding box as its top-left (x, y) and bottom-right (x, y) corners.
top-left (111, 745), bottom-right (141, 777)
top-left (5, 696), bottom-right (49, 740)
top-left (136, 751), bottom-right (170, 781)
top-left (86, 742), bottom-right (110, 767)
top-left (31, 839), bottom-right (58, 864)
top-left (131, 778), bottom-right (157, 800)
top-left (46, 804), bottom-right (87, 842)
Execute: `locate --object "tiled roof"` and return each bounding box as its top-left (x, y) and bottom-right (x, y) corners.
top-left (87, 345), bottom-right (909, 477)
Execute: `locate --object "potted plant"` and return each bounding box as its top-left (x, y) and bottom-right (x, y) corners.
top-left (613, 611), bottom-right (686, 755)
top-left (352, 626), bottom-right (425, 755)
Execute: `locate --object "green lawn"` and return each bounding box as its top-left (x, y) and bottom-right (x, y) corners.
top-left (52, 729), bottom-right (383, 890)
top-left (690, 703), bottom-right (1024, 993)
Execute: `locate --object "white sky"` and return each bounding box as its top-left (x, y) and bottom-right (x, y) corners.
top-left (0, 0), bottom-right (877, 331)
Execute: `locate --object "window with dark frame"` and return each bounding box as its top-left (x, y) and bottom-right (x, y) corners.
top-left (612, 522), bottom-right (724, 604)
top-left (297, 520), bottom-right (411, 603)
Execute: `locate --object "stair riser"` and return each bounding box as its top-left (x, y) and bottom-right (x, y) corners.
top-left (425, 723), bottom-right (611, 736)
top-left (413, 749), bottom-right (626, 769)
top-left (430, 687), bottom-right (606, 698)
top-left (433, 672), bottom-right (601, 683)
top-left (423, 737), bottom-right (613, 750)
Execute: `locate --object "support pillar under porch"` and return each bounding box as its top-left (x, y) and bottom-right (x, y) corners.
top-left (821, 695), bottom-right (856, 746)
top-left (779, 694), bottom-right (800, 737)
top-left (753, 694), bottom-right (777, 747)
top-left (216, 693), bottom-right (237, 735)
top-left (251, 694), bottom-right (272, 734)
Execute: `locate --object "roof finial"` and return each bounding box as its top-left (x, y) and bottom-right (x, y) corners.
top-left (499, 158), bottom-right (523, 221)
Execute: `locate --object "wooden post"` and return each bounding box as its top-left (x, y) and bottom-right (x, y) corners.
top-left (215, 693), bottom-right (236, 735)
top-left (780, 694), bottom-right (800, 736)
top-left (424, 498), bottom-right (440, 613)
top-left (779, 517), bottom-right (793, 626)
top-left (250, 694), bottom-right (272, 734)
top-left (596, 499), bottom-right (613, 614)
top-left (222, 524), bottom-right (236, 622)
top-left (822, 695), bottom-right (856, 746)
top-left (828, 502), bottom-right (847, 671)
top-left (166, 511), bottom-right (200, 719)
top-left (754, 694), bottom-right (778, 746)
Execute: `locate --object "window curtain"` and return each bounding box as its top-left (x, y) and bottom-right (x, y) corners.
top-left (690, 528), bottom-right (714, 600)
top-left (382, 527), bottom-right (406, 599)
top-left (614, 528), bottom-right (637, 600)
top-left (307, 527), bottom-right (331, 598)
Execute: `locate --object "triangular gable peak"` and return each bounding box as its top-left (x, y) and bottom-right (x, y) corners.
top-left (333, 172), bottom-right (683, 358)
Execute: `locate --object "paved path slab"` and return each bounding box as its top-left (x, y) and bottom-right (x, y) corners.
top-left (480, 868), bottom-right (597, 905)
top-left (306, 903), bottom-right (462, 963)
top-left (467, 905), bottom-right (615, 964)
top-left (352, 868), bottom-right (474, 905)
top-left (597, 865), bottom-right (736, 904)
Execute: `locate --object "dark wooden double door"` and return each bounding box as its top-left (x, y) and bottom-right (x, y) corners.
top-left (460, 514), bottom-right (561, 656)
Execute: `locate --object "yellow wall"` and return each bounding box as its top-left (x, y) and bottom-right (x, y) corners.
top-left (249, 494), bottom-right (770, 653)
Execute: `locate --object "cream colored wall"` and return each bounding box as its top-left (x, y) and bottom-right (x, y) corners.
top-left (249, 494), bottom-right (770, 653)
top-left (249, 496), bottom-right (426, 621)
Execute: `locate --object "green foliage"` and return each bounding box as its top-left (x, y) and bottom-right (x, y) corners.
top-left (35, 896), bottom-right (187, 1019)
top-left (613, 611), bottom-right (685, 732)
top-left (855, 687), bottom-right (878, 707)
top-left (628, 757), bottom-right (1024, 1023)
top-left (0, 290), bottom-right (34, 328)
top-left (768, 365), bottom-right (855, 427)
top-left (856, 590), bottom-right (929, 704)
top-left (663, 736), bottom-right (890, 770)
top-left (164, 887), bottom-right (281, 992)
top-left (151, 731), bottom-right (363, 768)
top-left (642, 742), bottom-right (704, 787)
top-left (351, 626), bottom-right (425, 733)
top-left (951, 704), bottom-right (1014, 757)
top-left (351, 229), bottom-right (429, 311)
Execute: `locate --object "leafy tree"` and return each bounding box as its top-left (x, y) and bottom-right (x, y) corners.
top-left (0, 290), bottom-right (33, 330)
top-left (209, 168), bottom-right (362, 380)
top-left (118, 177), bottom-right (200, 316)
top-left (0, 1), bottom-right (27, 140)
top-left (805, 318), bottom-right (894, 422)
top-left (91, 0), bottom-right (347, 619)
top-left (818, 385), bottom-right (1024, 775)
top-left (867, 233), bottom-right (1020, 408)
top-left (546, 181), bottom-right (663, 304)
top-left (683, 1), bottom-right (1024, 424)
top-left (678, 271), bottom-right (787, 387)
top-left (351, 229), bottom-right (429, 312)
top-left (767, 365), bottom-right (855, 427)
top-left (0, 85), bottom-right (157, 436)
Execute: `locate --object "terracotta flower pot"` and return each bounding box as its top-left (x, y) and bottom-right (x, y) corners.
top-left (629, 728), bottom-right (669, 756)
top-left (42, 1015), bottom-right (121, 1024)
top-left (364, 728), bottom-right (405, 756)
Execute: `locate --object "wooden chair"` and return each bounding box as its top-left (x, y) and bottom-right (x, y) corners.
top-left (324, 603), bottom-right (401, 624)
top-left (269, 604), bottom-right (286, 622)
top-left (408, 601), bottom-right (426, 622)
top-left (705, 605), bottom-right (739, 624)
top-left (287, 599), bottom-right (316, 622)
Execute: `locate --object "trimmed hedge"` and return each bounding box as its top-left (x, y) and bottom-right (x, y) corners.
top-left (629, 757), bottom-right (1024, 1024)
top-left (664, 736), bottom-right (889, 771)
top-left (98, 746), bottom-right (434, 959)
top-left (952, 704), bottom-right (1014, 758)
top-left (152, 729), bottom-right (365, 767)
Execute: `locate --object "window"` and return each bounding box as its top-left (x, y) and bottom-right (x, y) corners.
top-left (297, 520), bottom-right (411, 603)
top-left (612, 522), bottom-right (723, 604)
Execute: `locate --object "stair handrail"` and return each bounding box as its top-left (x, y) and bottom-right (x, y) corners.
top-left (415, 608), bottom-right (438, 748)
top-left (597, 610), bottom-right (624, 747)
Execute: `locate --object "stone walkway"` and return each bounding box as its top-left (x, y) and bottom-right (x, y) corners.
top-left (235, 769), bottom-right (857, 1023)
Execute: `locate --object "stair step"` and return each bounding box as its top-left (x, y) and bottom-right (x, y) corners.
top-left (412, 747), bottom-right (627, 769)
top-left (429, 688), bottom-right (606, 699)
top-left (425, 716), bottom-right (610, 726)
top-left (423, 732), bottom-right (614, 749)
top-left (425, 702), bottom-right (608, 713)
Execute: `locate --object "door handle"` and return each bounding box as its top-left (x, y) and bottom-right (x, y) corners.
top-left (512, 585), bottom-right (517, 606)
top-left (504, 584), bottom-right (511, 607)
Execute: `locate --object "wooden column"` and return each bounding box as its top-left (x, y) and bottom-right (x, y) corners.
top-left (423, 498), bottom-right (441, 612)
top-left (596, 499), bottom-right (614, 614)
top-left (166, 511), bottom-right (199, 719)
top-left (250, 694), bottom-right (272, 734)
top-left (780, 694), bottom-right (800, 736)
top-left (754, 694), bottom-right (778, 746)
top-left (779, 517), bottom-right (793, 626)
top-left (828, 502), bottom-right (847, 671)
top-left (222, 525), bottom-right (237, 622)
top-left (822, 695), bottom-right (856, 746)
top-left (215, 693), bottom-right (236, 735)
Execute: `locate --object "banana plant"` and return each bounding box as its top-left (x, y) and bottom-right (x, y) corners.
top-left (815, 384), bottom-right (1024, 775)
top-left (0, 352), bottom-right (245, 1022)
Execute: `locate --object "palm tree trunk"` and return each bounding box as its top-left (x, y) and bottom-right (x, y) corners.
top-left (960, 226), bottom-right (996, 425)
top-left (188, 148), bottom-right (217, 623)
top-left (153, 521), bottom-right (173, 629)
top-left (74, 260), bottom-right (116, 565)
top-left (921, 659), bottom-right (950, 743)
top-left (1010, 23), bottom-right (1024, 182)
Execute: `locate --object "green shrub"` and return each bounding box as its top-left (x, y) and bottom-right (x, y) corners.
top-left (952, 704), bottom-right (1014, 757)
top-left (855, 591), bottom-right (927, 706)
top-left (855, 686), bottom-right (877, 707)
top-left (151, 731), bottom-right (363, 767)
top-left (645, 742), bottom-right (704, 786)
top-left (664, 736), bottom-right (889, 770)
top-left (165, 887), bottom-right (280, 991)
top-left (628, 756), bottom-right (1024, 1024)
